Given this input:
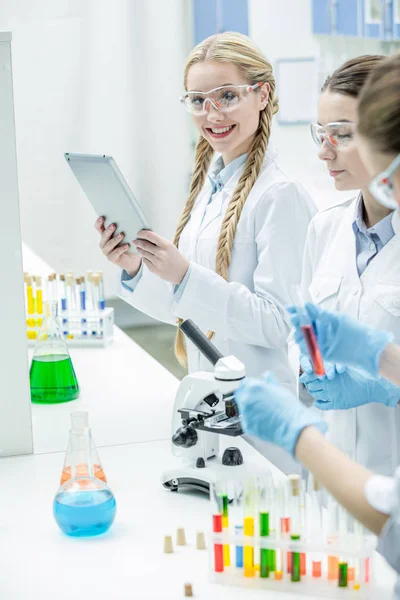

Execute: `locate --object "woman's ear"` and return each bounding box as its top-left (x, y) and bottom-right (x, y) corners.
top-left (259, 82), bottom-right (270, 110)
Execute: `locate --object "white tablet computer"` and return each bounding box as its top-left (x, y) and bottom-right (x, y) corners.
top-left (64, 153), bottom-right (151, 253)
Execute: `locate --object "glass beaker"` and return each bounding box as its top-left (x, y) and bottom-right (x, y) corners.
top-left (29, 301), bottom-right (80, 403)
top-left (61, 412), bottom-right (107, 484)
top-left (53, 427), bottom-right (116, 537)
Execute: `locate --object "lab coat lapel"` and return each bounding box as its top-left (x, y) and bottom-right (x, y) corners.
top-left (181, 182), bottom-right (212, 257)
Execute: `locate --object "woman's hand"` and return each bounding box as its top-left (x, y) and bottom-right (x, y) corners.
top-left (95, 217), bottom-right (142, 277)
top-left (134, 230), bottom-right (190, 285)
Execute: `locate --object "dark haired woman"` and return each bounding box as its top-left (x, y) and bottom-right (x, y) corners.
top-left (299, 55), bottom-right (400, 476)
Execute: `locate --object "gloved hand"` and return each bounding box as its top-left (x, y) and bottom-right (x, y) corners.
top-left (300, 361), bottom-right (400, 410)
top-left (288, 303), bottom-right (392, 377)
top-left (235, 372), bottom-right (327, 457)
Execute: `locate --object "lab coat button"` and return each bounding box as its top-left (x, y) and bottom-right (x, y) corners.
top-left (370, 243), bottom-right (376, 251)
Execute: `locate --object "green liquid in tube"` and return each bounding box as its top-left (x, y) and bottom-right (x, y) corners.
top-left (290, 534), bottom-right (301, 582)
top-left (260, 512), bottom-right (270, 578)
top-left (339, 562), bottom-right (348, 588)
top-left (30, 355), bottom-right (80, 404)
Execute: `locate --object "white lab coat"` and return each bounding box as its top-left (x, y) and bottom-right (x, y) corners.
top-left (301, 198), bottom-right (400, 475)
top-left (119, 148), bottom-right (315, 385)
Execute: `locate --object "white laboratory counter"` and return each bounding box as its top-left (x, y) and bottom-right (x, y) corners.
top-left (0, 439), bottom-right (396, 600)
top-left (18, 247), bottom-right (396, 599)
top-left (31, 326), bottom-right (179, 454)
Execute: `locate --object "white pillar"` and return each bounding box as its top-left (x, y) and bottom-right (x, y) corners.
top-left (0, 32), bottom-right (33, 456)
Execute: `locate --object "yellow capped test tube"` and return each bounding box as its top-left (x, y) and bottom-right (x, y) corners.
top-left (25, 275), bottom-right (35, 315)
top-left (243, 479), bottom-right (255, 578)
top-left (34, 276), bottom-right (43, 315)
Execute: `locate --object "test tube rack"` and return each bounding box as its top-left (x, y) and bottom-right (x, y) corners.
top-left (209, 529), bottom-right (375, 598)
top-left (209, 476), bottom-right (376, 599)
top-left (26, 307), bottom-right (114, 347)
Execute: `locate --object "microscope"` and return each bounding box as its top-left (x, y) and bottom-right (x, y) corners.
top-left (161, 319), bottom-right (247, 495)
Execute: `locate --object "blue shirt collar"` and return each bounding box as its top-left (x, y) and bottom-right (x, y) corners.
top-left (352, 194), bottom-right (395, 245)
top-left (208, 153), bottom-right (247, 194)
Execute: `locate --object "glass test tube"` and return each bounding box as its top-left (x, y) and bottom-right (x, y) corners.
top-left (221, 490), bottom-right (231, 567)
top-left (309, 476), bottom-right (323, 578)
top-left (243, 479), bottom-right (255, 578)
top-left (291, 285), bottom-right (325, 376)
top-left (210, 482), bottom-right (224, 573)
top-left (288, 475), bottom-right (302, 582)
top-left (66, 273), bottom-right (76, 313)
top-left (258, 475), bottom-right (272, 578)
top-left (327, 496), bottom-right (339, 581)
top-left (34, 276), bottom-right (43, 316)
top-left (86, 271), bottom-right (94, 311)
top-left (26, 275), bottom-right (35, 315)
top-left (97, 271), bottom-right (105, 310)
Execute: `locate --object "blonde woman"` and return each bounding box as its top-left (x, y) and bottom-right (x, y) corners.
top-left (95, 32), bottom-right (314, 388)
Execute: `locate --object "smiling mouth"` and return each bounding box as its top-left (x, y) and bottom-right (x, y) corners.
top-left (205, 124), bottom-right (236, 139)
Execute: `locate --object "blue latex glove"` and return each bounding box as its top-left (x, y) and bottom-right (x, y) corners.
top-left (288, 303), bottom-right (392, 377)
top-left (300, 361), bottom-right (400, 410)
top-left (235, 371), bottom-right (328, 457)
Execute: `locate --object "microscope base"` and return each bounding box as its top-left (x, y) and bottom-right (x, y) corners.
top-left (161, 454), bottom-right (249, 496)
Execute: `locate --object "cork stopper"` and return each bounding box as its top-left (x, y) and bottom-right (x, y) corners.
top-left (65, 273), bottom-right (74, 286)
top-left (60, 274), bottom-right (65, 282)
top-left (196, 531), bottom-right (206, 550)
top-left (176, 527), bottom-right (186, 546)
top-left (184, 583), bottom-right (193, 597)
top-left (163, 535), bottom-right (173, 554)
top-left (288, 474), bottom-right (301, 497)
top-left (92, 273), bottom-right (101, 286)
top-left (25, 275), bottom-right (33, 285)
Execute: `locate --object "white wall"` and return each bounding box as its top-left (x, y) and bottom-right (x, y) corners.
top-left (0, 0), bottom-right (192, 298)
top-left (248, 0), bottom-right (398, 210)
top-left (0, 33), bottom-right (33, 456)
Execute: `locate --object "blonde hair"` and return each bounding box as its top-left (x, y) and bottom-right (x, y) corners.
top-left (174, 32), bottom-right (278, 366)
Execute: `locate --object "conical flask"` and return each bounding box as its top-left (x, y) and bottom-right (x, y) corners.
top-left (53, 425), bottom-right (116, 537)
top-left (29, 301), bottom-right (80, 403)
top-left (61, 411), bottom-right (106, 484)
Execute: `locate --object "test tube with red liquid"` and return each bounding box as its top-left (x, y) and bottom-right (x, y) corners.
top-left (291, 286), bottom-right (325, 377)
top-left (301, 324), bottom-right (325, 376)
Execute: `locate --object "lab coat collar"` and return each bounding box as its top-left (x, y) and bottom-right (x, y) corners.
top-left (217, 145), bottom-right (278, 197)
top-left (352, 192), bottom-right (395, 245)
top-left (392, 208), bottom-right (400, 235)
top-left (197, 145), bottom-right (278, 237)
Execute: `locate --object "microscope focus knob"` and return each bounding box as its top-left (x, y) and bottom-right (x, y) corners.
top-left (222, 447), bottom-right (244, 466)
top-left (172, 425), bottom-right (198, 449)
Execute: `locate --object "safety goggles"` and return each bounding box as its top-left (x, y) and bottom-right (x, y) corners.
top-left (369, 153), bottom-right (400, 210)
top-left (310, 122), bottom-right (356, 150)
top-left (180, 83), bottom-right (263, 115)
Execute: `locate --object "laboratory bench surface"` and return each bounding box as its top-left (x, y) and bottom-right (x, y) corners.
top-left (14, 246), bottom-right (398, 599)
top-left (1, 439), bottom-right (396, 600)
top-left (30, 326), bottom-right (179, 454)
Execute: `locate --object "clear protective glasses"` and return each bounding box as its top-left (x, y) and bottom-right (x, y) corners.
top-left (310, 121), bottom-right (356, 150)
top-left (369, 153), bottom-right (400, 210)
top-left (180, 82), bottom-right (264, 115)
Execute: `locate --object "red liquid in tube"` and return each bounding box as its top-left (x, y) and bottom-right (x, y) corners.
top-left (213, 514), bottom-right (224, 572)
top-left (301, 325), bottom-right (325, 376)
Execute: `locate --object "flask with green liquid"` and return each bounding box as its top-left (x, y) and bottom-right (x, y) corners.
top-left (30, 301), bottom-right (80, 403)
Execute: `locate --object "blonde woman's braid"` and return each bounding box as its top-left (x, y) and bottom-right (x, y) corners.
top-left (215, 107), bottom-right (271, 281)
top-left (173, 136), bottom-right (214, 247)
